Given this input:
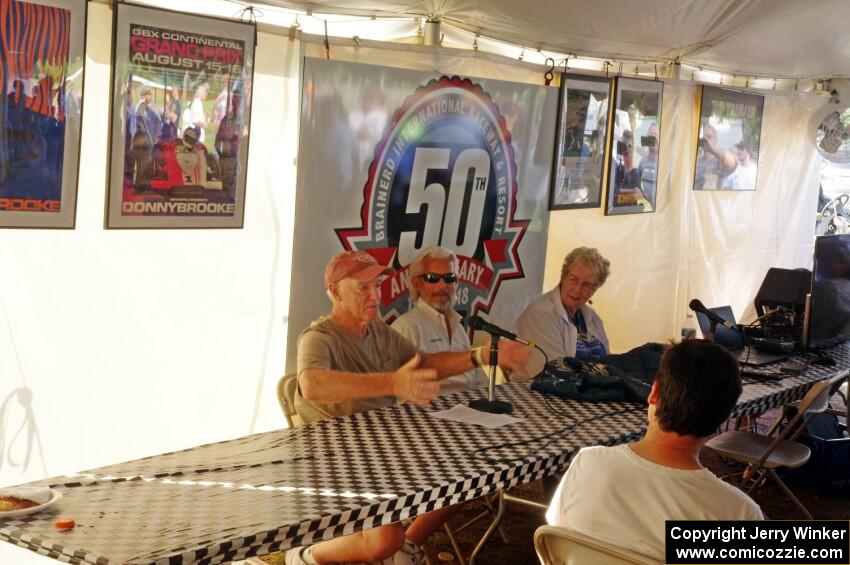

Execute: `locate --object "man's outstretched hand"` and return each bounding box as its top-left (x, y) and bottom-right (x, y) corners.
top-left (495, 339), bottom-right (533, 371)
top-left (393, 354), bottom-right (439, 406)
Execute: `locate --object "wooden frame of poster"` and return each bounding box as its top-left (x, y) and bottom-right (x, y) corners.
top-left (0, 0), bottom-right (86, 229)
top-left (604, 76), bottom-right (663, 216)
top-left (549, 73), bottom-right (612, 210)
top-left (693, 85), bottom-right (764, 191)
top-left (105, 3), bottom-right (255, 228)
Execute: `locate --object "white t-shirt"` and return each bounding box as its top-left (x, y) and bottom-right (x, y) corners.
top-left (392, 301), bottom-right (487, 395)
top-left (721, 160), bottom-right (757, 190)
top-left (190, 97), bottom-right (206, 143)
top-left (546, 444), bottom-right (764, 561)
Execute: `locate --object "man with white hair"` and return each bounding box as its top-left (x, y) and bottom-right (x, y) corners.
top-left (288, 250), bottom-right (530, 565)
top-left (392, 246), bottom-right (488, 396)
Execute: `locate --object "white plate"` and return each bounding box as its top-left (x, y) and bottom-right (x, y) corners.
top-left (0, 489), bottom-right (62, 518)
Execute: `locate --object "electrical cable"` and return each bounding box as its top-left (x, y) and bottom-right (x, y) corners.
top-left (472, 342), bottom-right (641, 465)
top-left (470, 405), bottom-right (643, 465)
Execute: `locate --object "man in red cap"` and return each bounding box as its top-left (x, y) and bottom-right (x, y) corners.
top-left (288, 250), bottom-right (530, 565)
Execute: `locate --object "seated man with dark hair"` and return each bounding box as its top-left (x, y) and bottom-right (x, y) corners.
top-left (546, 339), bottom-right (763, 561)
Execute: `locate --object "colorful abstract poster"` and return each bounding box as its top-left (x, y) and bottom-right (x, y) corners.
top-left (0, 0), bottom-right (85, 228)
top-left (106, 3), bottom-right (255, 228)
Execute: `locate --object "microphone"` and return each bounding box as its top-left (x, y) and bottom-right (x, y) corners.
top-left (688, 299), bottom-right (738, 331)
top-left (468, 315), bottom-right (535, 346)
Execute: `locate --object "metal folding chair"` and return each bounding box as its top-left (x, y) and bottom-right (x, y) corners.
top-left (534, 525), bottom-right (662, 565)
top-left (705, 378), bottom-right (834, 519)
top-left (277, 373), bottom-right (301, 428)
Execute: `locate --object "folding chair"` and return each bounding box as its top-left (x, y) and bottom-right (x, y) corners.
top-left (773, 371), bottom-right (849, 431)
top-left (705, 378), bottom-right (833, 519)
top-left (534, 526), bottom-right (661, 565)
top-left (277, 373), bottom-right (302, 428)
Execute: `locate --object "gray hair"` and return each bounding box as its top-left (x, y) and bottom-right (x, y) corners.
top-left (407, 246), bottom-right (458, 302)
top-left (561, 247), bottom-right (611, 288)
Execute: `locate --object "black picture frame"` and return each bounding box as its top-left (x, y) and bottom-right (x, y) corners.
top-left (549, 74), bottom-right (613, 210)
top-left (604, 77), bottom-right (663, 216)
top-left (693, 85), bottom-right (764, 191)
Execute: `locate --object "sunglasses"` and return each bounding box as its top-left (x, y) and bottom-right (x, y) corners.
top-left (419, 273), bottom-right (458, 284)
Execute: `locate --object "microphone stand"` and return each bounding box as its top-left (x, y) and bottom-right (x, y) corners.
top-left (705, 319), bottom-right (718, 343)
top-left (468, 335), bottom-right (514, 414)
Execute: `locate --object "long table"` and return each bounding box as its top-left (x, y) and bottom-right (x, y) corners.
top-left (2, 344), bottom-right (848, 565)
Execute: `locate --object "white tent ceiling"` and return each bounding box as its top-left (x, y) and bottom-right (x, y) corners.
top-left (254, 0), bottom-right (850, 81)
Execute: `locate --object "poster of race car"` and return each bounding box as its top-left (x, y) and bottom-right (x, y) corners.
top-left (604, 77), bottom-right (663, 216)
top-left (0, 0), bottom-right (86, 228)
top-left (106, 3), bottom-right (254, 228)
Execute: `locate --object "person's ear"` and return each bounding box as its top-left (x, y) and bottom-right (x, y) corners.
top-left (327, 282), bottom-right (341, 302)
top-left (647, 380), bottom-right (660, 406)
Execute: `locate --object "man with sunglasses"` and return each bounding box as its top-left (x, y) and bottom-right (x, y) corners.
top-left (288, 249), bottom-right (530, 565)
top-left (392, 247), bottom-right (489, 396)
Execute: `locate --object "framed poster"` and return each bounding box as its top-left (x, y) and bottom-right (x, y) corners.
top-left (106, 3), bottom-right (255, 228)
top-left (0, 0), bottom-right (86, 229)
top-left (604, 77), bottom-right (663, 216)
top-left (549, 74), bottom-right (612, 210)
top-left (694, 86), bottom-right (764, 191)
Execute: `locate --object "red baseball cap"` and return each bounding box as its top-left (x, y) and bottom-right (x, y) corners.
top-left (324, 250), bottom-right (394, 288)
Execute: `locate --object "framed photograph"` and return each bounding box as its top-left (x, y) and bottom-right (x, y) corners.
top-left (0, 0), bottom-right (86, 229)
top-left (549, 74), bottom-right (612, 210)
top-left (604, 77), bottom-right (663, 216)
top-left (693, 86), bottom-right (764, 191)
top-left (106, 3), bottom-right (255, 228)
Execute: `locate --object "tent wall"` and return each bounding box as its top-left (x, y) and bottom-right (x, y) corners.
top-left (547, 84), bottom-right (821, 353)
top-left (0, 3), bottom-right (301, 494)
top-left (0, 1), bottom-right (821, 538)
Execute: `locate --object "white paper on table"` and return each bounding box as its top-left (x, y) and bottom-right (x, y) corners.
top-left (428, 404), bottom-right (524, 428)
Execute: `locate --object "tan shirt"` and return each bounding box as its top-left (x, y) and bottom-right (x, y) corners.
top-left (295, 315), bottom-right (419, 423)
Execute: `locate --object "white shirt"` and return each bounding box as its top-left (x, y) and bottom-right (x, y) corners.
top-left (190, 97), bottom-right (206, 143)
top-left (546, 444), bottom-right (764, 561)
top-left (721, 160), bottom-right (757, 190)
top-left (392, 301), bottom-right (488, 395)
top-left (514, 287), bottom-right (609, 378)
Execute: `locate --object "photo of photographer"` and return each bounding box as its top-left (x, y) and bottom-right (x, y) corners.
top-left (605, 77), bottom-right (663, 216)
top-left (612, 129), bottom-right (643, 206)
top-left (694, 86), bottom-right (764, 191)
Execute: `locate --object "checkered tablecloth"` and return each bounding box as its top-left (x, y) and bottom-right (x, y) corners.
top-left (2, 344), bottom-right (848, 564)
